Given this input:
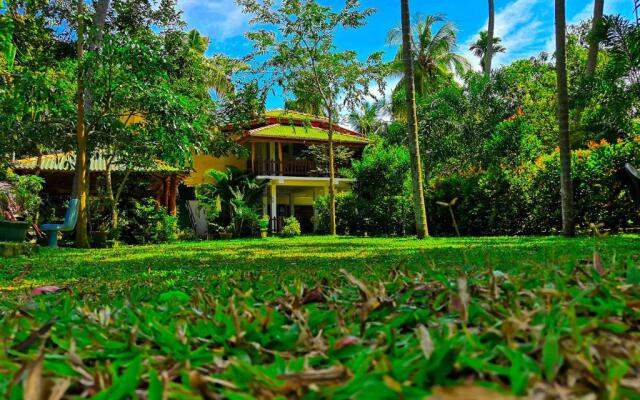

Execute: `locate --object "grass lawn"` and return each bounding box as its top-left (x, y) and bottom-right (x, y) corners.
top-left (1, 235), bottom-right (639, 398)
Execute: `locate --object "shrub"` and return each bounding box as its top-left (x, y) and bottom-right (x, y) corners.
top-left (121, 199), bottom-right (179, 244)
top-left (313, 140), bottom-right (414, 236)
top-left (231, 198), bottom-right (259, 236)
top-left (197, 167), bottom-right (266, 229)
top-left (258, 215), bottom-right (270, 230)
top-left (0, 173), bottom-right (44, 223)
top-left (428, 138), bottom-right (640, 235)
top-left (314, 191), bottom-right (413, 236)
top-left (281, 216), bottom-right (301, 237)
top-left (482, 117), bottom-right (543, 168)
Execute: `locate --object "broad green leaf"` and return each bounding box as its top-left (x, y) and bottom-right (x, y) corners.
top-left (542, 334), bottom-right (563, 382)
top-left (93, 356), bottom-right (143, 400)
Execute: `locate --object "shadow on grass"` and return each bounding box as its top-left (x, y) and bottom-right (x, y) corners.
top-left (1, 235), bottom-right (638, 299)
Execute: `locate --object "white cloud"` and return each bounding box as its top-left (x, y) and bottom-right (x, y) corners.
top-left (461, 0), bottom-right (550, 70)
top-left (543, 0), bottom-right (634, 56)
top-left (178, 0), bottom-right (250, 41)
top-left (461, 0), bottom-right (635, 70)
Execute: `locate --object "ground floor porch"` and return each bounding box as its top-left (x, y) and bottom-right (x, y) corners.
top-left (260, 176), bottom-right (352, 233)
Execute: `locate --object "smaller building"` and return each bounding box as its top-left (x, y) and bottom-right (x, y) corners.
top-left (13, 153), bottom-right (185, 215)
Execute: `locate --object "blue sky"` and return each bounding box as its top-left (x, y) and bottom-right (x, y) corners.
top-left (178, 0), bottom-right (636, 108)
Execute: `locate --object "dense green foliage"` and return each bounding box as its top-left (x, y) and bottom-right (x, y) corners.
top-left (429, 139), bottom-right (640, 236)
top-left (197, 167), bottom-right (266, 237)
top-left (119, 199), bottom-right (179, 245)
top-left (318, 134), bottom-right (640, 237)
top-left (316, 140), bottom-right (414, 235)
top-left (1, 236), bottom-right (639, 397)
top-left (0, 172), bottom-right (43, 223)
top-left (280, 216), bottom-right (302, 237)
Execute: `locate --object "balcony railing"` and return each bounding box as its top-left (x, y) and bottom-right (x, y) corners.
top-left (253, 158), bottom-right (323, 177)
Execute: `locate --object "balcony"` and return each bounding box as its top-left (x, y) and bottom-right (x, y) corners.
top-left (252, 158), bottom-right (325, 177)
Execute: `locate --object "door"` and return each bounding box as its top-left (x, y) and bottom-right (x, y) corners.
top-left (294, 206), bottom-right (314, 233)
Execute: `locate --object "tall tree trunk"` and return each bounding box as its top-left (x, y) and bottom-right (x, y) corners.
top-left (74, 0), bottom-right (90, 248)
top-left (555, 0), bottom-right (576, 237)
top-left (401, 0), bottom-right (429, 239)
top-left (73, 0), bottom-right (111, 248)
top-left (327, 107), bottom-right (337, 236)
top-left (84, 0), bottom-right (111, 111)
top-left (586, 0), bottom-right (604, 77)
top-left (484, 0), bottom-right (495, 77)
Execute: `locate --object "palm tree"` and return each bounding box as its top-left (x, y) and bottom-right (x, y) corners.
top-left (187, 29), bottom-right (210, 54)
top-left (348, 101), bottom-right (386, 136)
top-left (186, 29), bottom-right (248, 98)
top-left (554, 0), bottom-right (576, 236)
top-left (485, 0), bottom-right (495, 77)
top-left (200, 167), bottom-right (265, 226)
top-left (387, 13), bottom-right (470, 116)
top-left (400, 0), bottom-right (429, 239)
top-left (586, 0), bottom-right (604, 77)
top-left (469, 31), bottom-right (506, 74)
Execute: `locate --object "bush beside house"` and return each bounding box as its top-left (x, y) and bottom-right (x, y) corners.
top-left (428, 139), bottom-right (640, 235)
top-left (315, 138), bottom-right (640, 236)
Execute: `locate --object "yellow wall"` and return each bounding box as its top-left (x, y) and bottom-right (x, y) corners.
top-left (272, 183), bottom-right (351, 206)
top-left (183, 154), bottom-right (247, 186)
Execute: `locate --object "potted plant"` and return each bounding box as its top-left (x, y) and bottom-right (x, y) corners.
top-left (0, 174), bottom-right (43, 242)
top-left (258, 215), bottom-right (270, 238)
top-left (219, 224), bottom-right (234, 240)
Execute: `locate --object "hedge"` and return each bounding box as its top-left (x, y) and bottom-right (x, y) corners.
top-left (428, 138), bottom-right (640, 235)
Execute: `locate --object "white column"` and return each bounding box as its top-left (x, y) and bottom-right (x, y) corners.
top-left (262, 188), bottom-right (268, 216)
top-left (313, 188), bottom-right (319, 219)
top-left (271, 183), bottom-right (277, 232)
top-left (289, 192), bottom-right (295, 216)
top-left (269, 142), bottom-right (276, 176)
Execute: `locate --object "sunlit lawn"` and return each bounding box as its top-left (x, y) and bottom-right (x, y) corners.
top-left (2, 235), bottom-right (638, 297)
top-left (1, 235), bottom-right (639, 398)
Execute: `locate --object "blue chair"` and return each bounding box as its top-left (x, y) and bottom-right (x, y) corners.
top-left (41, 199), bottom-right (79, 248)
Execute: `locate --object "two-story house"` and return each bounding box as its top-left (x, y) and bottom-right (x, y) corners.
top-left (182, 109), bottom-right (368, 233)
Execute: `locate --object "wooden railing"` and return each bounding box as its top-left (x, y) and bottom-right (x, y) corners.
top-left (253, 158), bottom-right (322, 177)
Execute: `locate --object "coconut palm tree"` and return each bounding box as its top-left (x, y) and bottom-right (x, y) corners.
top-left (485, 0), bottom-right (495, 77)
top-left (469, 31), bottom-right (506, 73)
top-left (187, 29), bottom-right (210, 54)
top-left (348, 101), bottom-right (386, 136)
top-left (399, 0), bottom-right (429, 239)
top-left (387, 13), bottom-right (470, 117)
top-left (555, 0), bottom-right (576, 236)
top-left (186, 29), bottom-right (248, 98)
top-left (586, 0), bottom-right (604, 77)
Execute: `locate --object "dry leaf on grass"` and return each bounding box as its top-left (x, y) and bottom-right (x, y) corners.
top-left (23, 351), bottom-right (44, 400)
top-left (429, 384), bottom-right (516, 400)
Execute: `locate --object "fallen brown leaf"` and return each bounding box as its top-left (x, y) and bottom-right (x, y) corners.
top-left (278, 365), bottom-right (351, 386)
top-left (302, 287), bottom-right (325, 304)
top-left (334, 336), bottom-right (359, 350)
top-left (429, 384), bottom-right (516, 400)
top-left (593, 252), bottom-right (605, 276)
top-left (11, 318), bottom-right (58, 353)
top-left (48, 378), bottom-right (71, 400)
top-left (417, 324), bottom-right (434, 359)
top-left (24, 351), bottom-right (44, 400)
